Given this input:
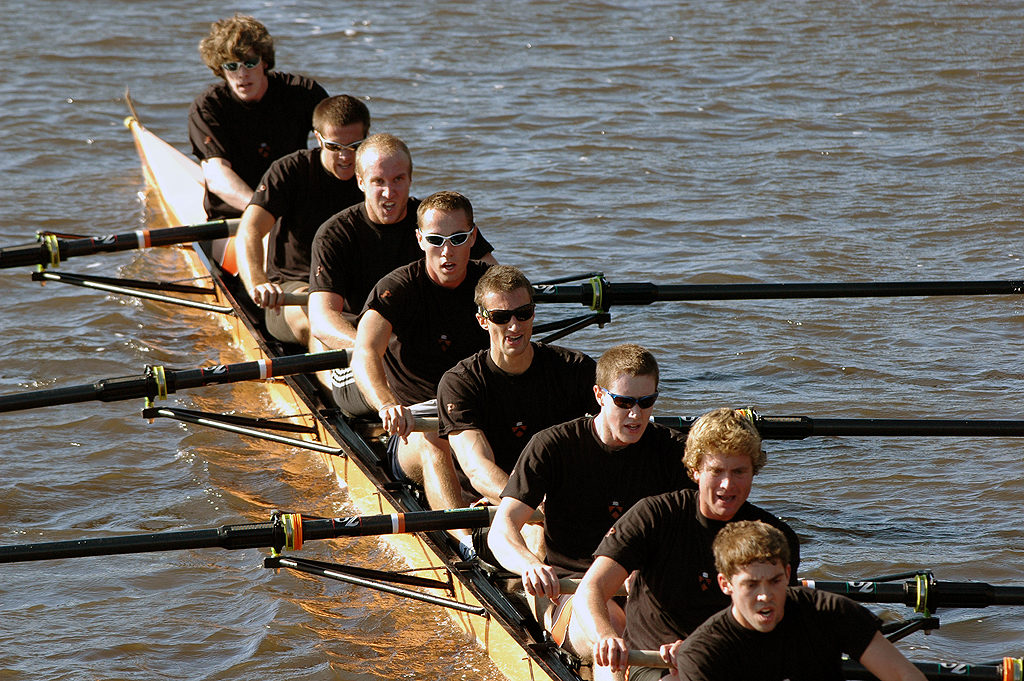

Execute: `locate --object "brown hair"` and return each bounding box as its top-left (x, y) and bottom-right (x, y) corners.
top-left (199, 14), bottom-right (275, 79)
top-left (354, 133), bottom-right (413, 178)
top-left (416, 190), bottom-right (475, 229)
top-left (475, 265), bottom-right (533, 308)
top-left (684, 407), bottom-right (766, 475)
top-left (595, 344), bottom-right (658, 390)
top-left (313, 95), bottom-right (371, 136)
top-left (713, 520), bottom-right (790, 579)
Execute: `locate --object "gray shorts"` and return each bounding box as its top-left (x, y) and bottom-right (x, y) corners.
top-left (263, 279), bottom-right (308, 345)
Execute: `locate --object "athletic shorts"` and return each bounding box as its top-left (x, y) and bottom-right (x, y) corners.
top-left (263, 279), bottom-right (308, 345)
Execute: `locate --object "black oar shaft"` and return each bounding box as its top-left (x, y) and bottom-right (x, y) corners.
top-left (804, 579), bottom-right (1024, 609)
top-left (655, 416), bottom-right (1024, 438)
top-left (628, 651), bottom-right (1019, 680)
top-left (0, 350), bottom-right (350, 414)
top-left (0, 507), bottom-right (494, 564)
top-left (0, 219), bottom-right (238, 269)
top-left (843, 659), bottom-right (1015, 680)
top-left (534, 280), bottom-right (1024, 308)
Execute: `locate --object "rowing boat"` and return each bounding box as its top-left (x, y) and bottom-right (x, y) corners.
top-left (114, 108), bottom-right (1024, 681)
top-left (123, 112), bottom-right (581, 681)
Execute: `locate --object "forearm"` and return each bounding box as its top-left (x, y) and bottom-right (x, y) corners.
top-left (201, 159), bottom-right (253, 212)
top-left (308, 292), bottom-right (358, 350)
top-left (352, 347), bottom-right (399, 412)
top-left (235, 206), bottom-right (274, 292)
top-left (488, 515), bottom-right (544, 574)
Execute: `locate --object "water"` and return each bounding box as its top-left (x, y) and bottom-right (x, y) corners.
top-left (2, 1), bottom-right (1023, 678)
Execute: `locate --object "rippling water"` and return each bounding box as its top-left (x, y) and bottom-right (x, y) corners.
top-left (2, 1), bottom-right (1023, 678)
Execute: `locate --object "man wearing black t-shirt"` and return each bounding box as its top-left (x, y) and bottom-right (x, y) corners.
top-left (488, 344), bottom-right (691, 654)
top-left (188, 14), bottom-right (328, 219)
top-left (672, 521), bottom-right (926, 681)
top-left (437, 264), bottom-right (598, 505)
top-left (236, 95), bottom-right (369, 346)
top-left (349, 191), bottom-right (491, 519)
top-left (307, 134), bottom-right (496, 398)
top-left (578, 408), bottom-right (799, 681)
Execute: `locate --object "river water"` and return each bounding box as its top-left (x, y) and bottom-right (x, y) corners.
top-left (1, 1), bottom-right (1023, 679)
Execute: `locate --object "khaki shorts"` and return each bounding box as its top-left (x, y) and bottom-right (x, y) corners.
top-left (263, 279), bottom-right (308, 345)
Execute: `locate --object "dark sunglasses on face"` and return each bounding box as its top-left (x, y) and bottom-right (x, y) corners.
top-left (417, 228), bottom-right (475, 248)
top-left (480, 303), bottom-right (536, 325)
top-left (317, 133), bottom-right (364, 153)
top-left (222, 57), bottom-right (261, 71)
top-left (601, 386), bottom-right (659, 410)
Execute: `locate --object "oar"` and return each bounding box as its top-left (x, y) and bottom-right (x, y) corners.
top-left (802, 573), bottom-right (1024, 612)
top-left (533, 275), bottom-right (1024, 311)
top-left (0, 218), bottom-right (239, 270)
top-left (0, 507), bottom-right (495, 564)
top-left (656, 415), bottom-right (1024, 438)
top-left (353, 415), bottom-right (1024, 439)
top-left (624, 650), bottom-right (1023, 680)
top-left (0, 350), bottom-right (349, 414)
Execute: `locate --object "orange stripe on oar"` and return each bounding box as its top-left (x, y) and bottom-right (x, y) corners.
top-left (259, 358), bottom-right (272, 379)
top-left (394, 513), bottom-right (406, 534)
top-left (135, 229), bottom-right (152, 249)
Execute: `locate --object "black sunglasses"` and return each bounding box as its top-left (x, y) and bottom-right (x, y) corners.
top-left (480, 303), bottom-right (536, 325)
top-left (222, 57), bottom-right (261, 72)
top-left (600, 387), bottom-right (659, 410)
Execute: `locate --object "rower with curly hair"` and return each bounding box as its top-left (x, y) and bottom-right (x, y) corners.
top-left (188, 14), bottom-right (327, 219)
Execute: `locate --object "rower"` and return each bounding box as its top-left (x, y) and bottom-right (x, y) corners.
top-left (346, 191), bottom-right (492, 529)
top-left (487, 344), bottom-right (691, 654)
top-left (188, 14), bottom-right (328, 219)
top-left (671, 521), bottom-right (926, 681)
top-left (235, 95), bottom-right (370, 346)
top-left (307, 134), bottom-right (497, 393)
top-left (436, 264), bottom-right (599, 557)
top-left (577, 407), bottom-right (800, 681)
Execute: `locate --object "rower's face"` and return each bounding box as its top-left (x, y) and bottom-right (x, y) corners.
top-left (357, 149), bottom-right (411, 224)
top-left (477, 288), bottom-right (534, 360)
top-left (223, 54), bottom-right (269, 103)
top-left (317, 122), bottom-right (366, 181)
top-left (720, 560), bottom-right (790, 632)
top-left (693, 451), bottom-right (753, 521)
top-left (416, 207), bottom-right (476, 288)
top-left (593, 373), bottom-right (657, 448)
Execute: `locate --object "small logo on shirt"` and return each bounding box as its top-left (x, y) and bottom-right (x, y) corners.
top-left (257, 183), bottom-right (267, 192)
top-left (446, 403), bottom-right (456, 415)
top-left (608, 501), bottom-right (624, 519)
top-left (258, 142), bottom-right (270, 158)
top-left (381, 289), bottom-right (392, 299)
top-left (438, 335), bottom-right (452, 351)
top-left (511, 421), bottom-right (527, 437)
top-left (699, 571), bottom-right (715, 591)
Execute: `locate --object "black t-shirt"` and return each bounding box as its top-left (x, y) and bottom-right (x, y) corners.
top-left (188, 71), bottom-right (328, 218)
top-left (363, 259), bottom-right (491, 405)
top-left (437, 343), bottom-right (598, 487)
top-left (308, 199), bottom-right (494, 321)
top-left (501, 417), bottom-right (692, 576)
top-left (596, 488), bottom-right (801, 650)
top-left (674, 587), bottom-right (881, 681)
top-left (248, 148), bottom-right (362, 283)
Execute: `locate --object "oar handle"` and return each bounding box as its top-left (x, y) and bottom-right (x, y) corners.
top-left (281, 291), bottom-right (309, 307)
